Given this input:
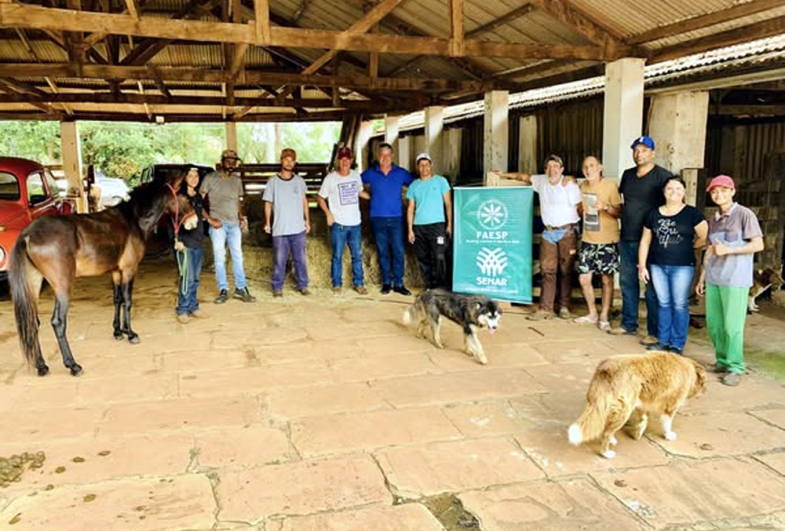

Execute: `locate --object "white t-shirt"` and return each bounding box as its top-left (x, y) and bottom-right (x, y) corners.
top-left (531, 174), bottom-right (581, 227)
top-left (318, 170), bottom-right (363, 226)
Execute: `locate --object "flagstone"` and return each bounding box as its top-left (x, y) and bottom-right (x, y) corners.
top-left (375, 438), bottom-right (545, 498)
top-left (266, 382), bottom-right (390, 419)
top-left (217, 454), bottom-right (390, 522)
top-left (330, 353), bottom-right (442, 382)
top-left (193, 425), bottom-right (295, 469)
top-left (269, 503), bottom-right (445, 531)
top-left (178, 362), bottom-right (333, 397)
top-left (440, 401), bottom-right (540, 437)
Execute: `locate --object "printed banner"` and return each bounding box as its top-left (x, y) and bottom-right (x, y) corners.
top-left (452, 186), bottom-right (533, 303)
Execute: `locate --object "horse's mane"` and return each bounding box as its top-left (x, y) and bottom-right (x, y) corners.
top-left (115, 180), bottom-right (173, 233)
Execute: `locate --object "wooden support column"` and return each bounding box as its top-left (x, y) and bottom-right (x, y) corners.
top-left (384, 114), bottom-right (399, 163)
top-left (60, 121), bottom-right (86, 212)
top-left (225, 121), bottom-right (238, 153)
top-left (355, 120), bottom-right (373, 173)
top-left (424, 105), bottom-right (444, 168)
top-left (602, 58), bottom-right (645, 181)
top-left (648, 91), bottom-right (710, 205)
top-left (398, 135), bottom-right (412, 170)
top-left (518, 114), bottom-right (537, 172)
top-left (483, 90), bottom-right (508, 183)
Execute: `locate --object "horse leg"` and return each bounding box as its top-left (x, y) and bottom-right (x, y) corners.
top-left (112, 272), bottom-right (124, 340)
top-left (122, 279), bottom-right (140, 344)
top-left (51, 293), bottom-right (82, 376)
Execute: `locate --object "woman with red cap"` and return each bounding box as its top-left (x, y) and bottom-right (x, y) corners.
top-left (697, 175), bottom-right (764, 386)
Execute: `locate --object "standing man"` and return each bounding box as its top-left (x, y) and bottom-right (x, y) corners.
top-left (697, 175), bottom-right (763, 386)
top-left (497, 155), bottom-right (581, 320)
top-left (200, 149), bottom-right (256, 304)
top-left (264, 148), bottom-right (311, 297)
top-left (406, 153), bottom-right (453, 290)
top-left (573, 156), bottom-right (622, 331)
top-left (317, 147), bottom-right (369, 295)
top-left (610, 136), bottom-right (671, 344)
top-left (361, 142), bottom-right (414, 295)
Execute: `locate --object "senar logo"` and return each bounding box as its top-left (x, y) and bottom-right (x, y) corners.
top-left (476, 247), bottom-right (509, 286)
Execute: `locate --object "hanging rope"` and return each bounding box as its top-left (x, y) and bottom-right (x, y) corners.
top-left (175, 239), bottom-right (189, 296)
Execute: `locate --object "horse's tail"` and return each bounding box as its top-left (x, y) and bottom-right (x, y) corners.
top-left (9, 235), bottom-right (43, 367)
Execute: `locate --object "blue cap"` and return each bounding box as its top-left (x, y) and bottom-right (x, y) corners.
top-left (631, 135), bottom-right (655, 150)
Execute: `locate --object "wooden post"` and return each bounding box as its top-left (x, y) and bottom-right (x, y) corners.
top-left (225, 121), bottom-right (238, 154)
top-left (483, 90), bottom-right (508, 183)
top-left (518, 114), bottom-right (537, 172)
top-left (424, 105), bottom-right (444, 167)
top-left (648, 91), bottom-right (710, 176)
top-left (60, 120), bottom-right (86, 213)
top-left (384, 114), bottom-right (399, 163)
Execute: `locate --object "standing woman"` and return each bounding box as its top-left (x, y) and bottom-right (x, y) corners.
top-left (175, 168), bottom-right (210, 323)
top-left (638, 177), bottom-right (708, 354)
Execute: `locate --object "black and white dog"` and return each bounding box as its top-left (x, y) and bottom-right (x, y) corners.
top-left (402, 289), bottom-right (502, 365)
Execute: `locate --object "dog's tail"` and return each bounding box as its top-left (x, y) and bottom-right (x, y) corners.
top-left (568, 400), bottom-right (608, 446)
top-left (402, 306), bottom-right (414, 326)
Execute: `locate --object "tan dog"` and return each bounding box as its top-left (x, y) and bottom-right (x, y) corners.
top-left (568, 353), bottom-right (706, 458)
top-left (749, 267), bottom-right (783, 312)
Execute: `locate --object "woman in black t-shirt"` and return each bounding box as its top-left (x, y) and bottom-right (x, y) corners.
top-left (638, 177), bottom-right (708, 354)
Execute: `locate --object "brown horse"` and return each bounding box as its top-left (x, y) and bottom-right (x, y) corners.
top-left (9, 173), bottom-right (197, 376)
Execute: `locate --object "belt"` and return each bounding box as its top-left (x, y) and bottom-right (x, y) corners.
top-left (544, 223), bottom-right (575, 231)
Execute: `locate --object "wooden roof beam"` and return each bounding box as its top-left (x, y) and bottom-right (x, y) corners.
top-left (465, 4), bottom-right (535, 39)
top-left (627, 0), bottom-right (785, 45)
top-left (0, 63), bottom-right (492, 92)
top-left (253, 0), bottom-right (271, 44)
top-left (449, 0), bottom-right (464, 57)
top-left (651, 16), bottom-right (785, 64)
top-left (0, 3), bottom-right (624, 60)
top-left (529, 0), bottom-right (627, 55)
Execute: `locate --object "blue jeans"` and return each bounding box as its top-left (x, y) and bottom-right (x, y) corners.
top-left (371, 216), bottom-right (405, 286)
top-left (649, 264), bottom-right (694, 350)
top-left (209, 222), bottom-right (247, 291)
top-left (619, 240), bottom-right (658, 335)
top-left (330, 223), bottom-right (364, 288)
top-left (176, 245), bottom-right (204, 315)
top-left (272, 231), bottom-right (309, 292)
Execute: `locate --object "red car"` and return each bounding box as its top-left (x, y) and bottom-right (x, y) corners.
top-left (0, 157), bottom-right (74, 281)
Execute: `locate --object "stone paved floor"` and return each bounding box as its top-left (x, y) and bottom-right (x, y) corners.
top-left (0, 261), bottom-right (784, 531)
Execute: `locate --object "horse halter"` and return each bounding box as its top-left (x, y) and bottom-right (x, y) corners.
top-left (166, 183), bottom-right (196, 236)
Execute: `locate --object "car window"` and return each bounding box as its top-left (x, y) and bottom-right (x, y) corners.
top-left (44, 170), bottom-right (63, 197)
top-left (0, 171), bottom-right (20, 200)
top-left (27, 172), bottom-right (48, 205)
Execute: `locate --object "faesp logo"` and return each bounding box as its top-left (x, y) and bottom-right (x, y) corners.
top-left (476, 199), bottom-right (509, 239)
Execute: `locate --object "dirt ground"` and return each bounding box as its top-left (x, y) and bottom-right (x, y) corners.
top-left (0, 253), bottom-right (784, 531)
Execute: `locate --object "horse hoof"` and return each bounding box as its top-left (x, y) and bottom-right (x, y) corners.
top-left (37, 365), bottom-right (50, 377)
top-left (114, 332), bottom-right (124, 341)
top-left (128, 334), bottom-right (140, 345)
top-left (69, 364), bottom-right (83, 377)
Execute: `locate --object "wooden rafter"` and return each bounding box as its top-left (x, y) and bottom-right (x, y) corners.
top-left (651, 16), bottom-right (785, 64)
top-left (0, 3), bottom-right (627, 60)
top-left (292, 0), bottom-right (314, 23)
top-left (0, 110), bottom-right (350, 122)
top-left (529, 0), bottom-right (624, 53)
top-left (253, 0), bottom-right (271, 44)
top-left (0, 63), bottom-right (492, 92)
top-left (123, 0), bottom-right (138, 19)
top-left (627, 0), bottom-right (785, 45)
top-left (449, 0), bottom-right (464, 57)
top-left (465, 4), bottom-right (535, 39)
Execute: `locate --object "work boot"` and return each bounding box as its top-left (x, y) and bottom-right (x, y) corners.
top-left (234, 287), bottom-right (256, 303)
top-left (393, 285), bottom-right (412, 296)
top-left (214, 289), bottom-right (228, 304)
top-left (353, 285), bottom-right (368, 295)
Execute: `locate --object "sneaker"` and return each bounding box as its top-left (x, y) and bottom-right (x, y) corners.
top-left (527, 309), bottom-right (554, 321)
top-left (299, 287), bottom-right (311, 296)
top-left (722, 372), bottom-right (742, 386)
top-left (710, 363), bottom-right (729, 374)
top-left (668, 346), bottom-right (683, 355)
top-left (214, 289), bottom-right (228, 304)
top-left (607, 326), bottom-right (635, 336)
top-left (646, 342), bottom-right (669, 352)
top-left (273, 290), bottom-right (283, 298)
top-left (332, 286), bottom-right (342, 294)
top-left (393, 285), bottom-right (412, 296)
top-left (640, 335), bottom-right (659, 346)
top-left (353, 285), bottom-right (368, 295)
top-left (558, 308), bottom-right (571, 320)
top-left (234, 287), bottom-right (256, 303)
top-left (176, 314), bottom-right (190, 324)
top-left (190, 309), bottom-right (204, 318)
top-left (381, 284), bottom-right (392, 295)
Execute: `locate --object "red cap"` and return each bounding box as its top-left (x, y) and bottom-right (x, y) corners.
top-left (706, 174), bottom-right (735, 192)
top-left (337, 147), bottom-right (353, 159)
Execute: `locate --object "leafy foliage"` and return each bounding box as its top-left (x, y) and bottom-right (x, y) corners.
top-left (0, 120), bottom-right (342, 185)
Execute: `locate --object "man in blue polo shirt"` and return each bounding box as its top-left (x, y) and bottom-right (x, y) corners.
top-left (362, 142), bottom-right (414, 295)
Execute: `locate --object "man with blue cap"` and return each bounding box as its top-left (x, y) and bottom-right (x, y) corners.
top-left (609, 135), bottom-right (672, 343)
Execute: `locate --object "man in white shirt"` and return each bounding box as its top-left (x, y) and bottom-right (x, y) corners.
top-left (317, 147), bottom-right (370, 294)
top-left (497, 155), bottom-right (581, 320)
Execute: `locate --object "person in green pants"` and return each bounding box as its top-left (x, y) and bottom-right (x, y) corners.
top-left (696, 175), bottom-right (764, 386)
